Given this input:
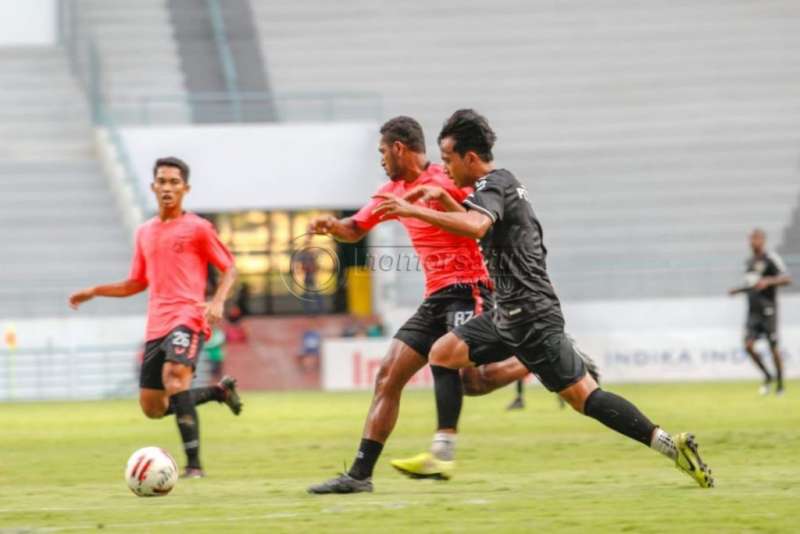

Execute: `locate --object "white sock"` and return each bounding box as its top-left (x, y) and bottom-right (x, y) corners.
top-left (650, 428), bottom-right (678, 461)
top-left (430, 432), bottom-right (457, 461)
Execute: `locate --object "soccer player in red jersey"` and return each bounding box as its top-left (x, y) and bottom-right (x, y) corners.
top-left (69, 157), bottom-right (242, 478)
top-left (306, 117), bottom-right (531, 494)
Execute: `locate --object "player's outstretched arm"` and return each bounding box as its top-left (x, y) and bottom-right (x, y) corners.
top-left (68, 279), bottom-right (148, 310)
top-left (403, 186), bottom-right (466, 213)
top-left (308, 215), bottom-right (368, 243)
top-left (374, 193), bottom-right (491, 240)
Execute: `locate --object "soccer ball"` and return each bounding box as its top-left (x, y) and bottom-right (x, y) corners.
top-left (125, 447), bottom-right (178, 497)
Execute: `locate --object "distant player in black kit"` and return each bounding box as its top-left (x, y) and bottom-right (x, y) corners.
top-left (729, 228), bottom-right (791, 395)
top-left (375, 109), bottom-right (714, 488)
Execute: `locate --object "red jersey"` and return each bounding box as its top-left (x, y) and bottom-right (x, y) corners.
top-left (353, 164), bottom-right (489, 296)
top-left (129, 213), bottom-right (234, 341)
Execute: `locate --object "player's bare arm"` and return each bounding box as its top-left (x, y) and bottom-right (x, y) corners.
top-left (755, 274), bottom-right (792, 290)
top-left (308, 215), bottom-right (367, 243)
top-left (403, 185), bottom-right (466, 213)
top-left (68, 279), bottom-right (148, 310)
top-left (374, 193), bottom-right (491, 239)
top-left (199, 266), bottom-right (237, 325)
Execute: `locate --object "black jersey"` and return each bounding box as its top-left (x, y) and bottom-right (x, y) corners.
top-left (744, 251), bottom-right (787, 315)
top-left (463, 168), bottom-right (564, 330)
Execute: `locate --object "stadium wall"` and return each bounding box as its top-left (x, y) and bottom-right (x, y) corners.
top-left (119, 123), bottom-right (381, 213)
top-left (324, 294), bottom-right (800, 390)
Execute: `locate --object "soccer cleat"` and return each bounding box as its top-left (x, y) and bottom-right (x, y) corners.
top-left (675, 433), bottom-right (714, 488)
top-left (775, 384), bottom-right (785, 397)
top-left (307, 473), bottom-right (373, 494)
top-left (390, 452), bottom-right (454, 480)
top-left (219, 375), bottom-right (243, 415)
top-left (180, 467), bottom-right (206, 479)
top-left (507, 396), bottom-right (525, 410)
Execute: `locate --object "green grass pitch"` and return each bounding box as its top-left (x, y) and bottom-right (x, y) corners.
top-left (1, 381), bottom-right (798, 533)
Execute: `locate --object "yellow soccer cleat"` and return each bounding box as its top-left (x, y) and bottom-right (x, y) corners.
top-left (390, 452), bottom-right (455, 480)
top-left (675, 432), bottom-right (714, 488)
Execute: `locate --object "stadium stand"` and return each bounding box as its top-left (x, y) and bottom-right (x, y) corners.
top-left (251, 0), bottom-right (800, 300)
top-left (0, 46), bottom-right (142, 318)
top-left (78, 0), bottom-right (190, 123)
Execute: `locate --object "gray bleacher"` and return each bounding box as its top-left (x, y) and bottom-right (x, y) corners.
top-left (0, 47), bottom-right (144, 319)
top-left (78, 0), bottom-right (190, 123)
top-left (252, 0), bottom-right (800, 300)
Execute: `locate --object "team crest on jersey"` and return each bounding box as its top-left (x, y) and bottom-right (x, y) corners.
top-left (475, 179), bottom-right (487, 191)
top-left (516, 186), bottom-right (530, 202)
top-left (753, 260), bottom-right (766, 273)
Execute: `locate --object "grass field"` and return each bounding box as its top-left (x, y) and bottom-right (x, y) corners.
top-left (1, 381), bottom-right (798, 533)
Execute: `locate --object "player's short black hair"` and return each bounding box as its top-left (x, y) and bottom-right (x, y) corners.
top-left (380, 116), bottom-right (426, 153)
top-left (153, 156), bottom-right (190, 182)
top-left (438, 109), bottom-right (496, 162)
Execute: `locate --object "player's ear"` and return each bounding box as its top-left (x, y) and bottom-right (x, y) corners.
top-left (150, 181), bottom-right (157, 193)
top-left (392, 140), bottom-right (404, 155)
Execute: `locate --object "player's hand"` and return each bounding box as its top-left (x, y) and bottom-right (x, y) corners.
top-left (308, 215), bottom-right (337, 235)
top-left (404, 185), bottom-right (446, 204)
top-left (199, 300), bottom-right (225, 325)
top-left (373, 193), bottom-right (416, 219)
top-left (68, 288), bottom-right (95, 310)
top-left (754, 279), bottom-right (770, 291)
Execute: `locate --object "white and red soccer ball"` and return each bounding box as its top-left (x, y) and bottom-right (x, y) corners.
top-left (125, 447), bottom-right (179, 497)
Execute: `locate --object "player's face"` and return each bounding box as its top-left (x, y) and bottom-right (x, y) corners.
top-left (379, 140), bottom-right (401, 180)
top-left (750, 231), bottom-right (765, 254)
top-left (439, 137), bottom-right (472, 187)
top-left (151, 166), bottom-right (190, 210)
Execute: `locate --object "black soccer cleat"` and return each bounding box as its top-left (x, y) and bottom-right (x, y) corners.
top-left (180, 467), bottom-right (206, 479)
top-left (219, 375), bottom-right (243, 415)
top-left (506, 396), bottom-right (525, 411)
top-left (307, 473), bottom-right (373, 494)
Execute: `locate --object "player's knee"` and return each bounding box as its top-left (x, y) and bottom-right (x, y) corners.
top-left (372, 358), bottom-right (401, 397)
top-left (429, 336), bottom-right (459, 369)
top-left (139, 398), bottom-right (166, 419)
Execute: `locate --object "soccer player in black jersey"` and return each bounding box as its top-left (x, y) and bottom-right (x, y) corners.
top-left (375, 109), bottom-right (714, 488)
top-left (729, 229), bottom-right (791, 395)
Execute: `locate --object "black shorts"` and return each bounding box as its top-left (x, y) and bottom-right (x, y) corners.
top-left (745, 311), bottom-right (778, 346)
top-left (453, 312), bottom-right (586, 392)
top-left (140, 325), bottom-right (204, 390)
top-left (394, 282), bottom-right (493, 358)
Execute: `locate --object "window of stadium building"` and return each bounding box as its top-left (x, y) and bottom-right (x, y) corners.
top-left (207, 210), bottom-right (344, 315)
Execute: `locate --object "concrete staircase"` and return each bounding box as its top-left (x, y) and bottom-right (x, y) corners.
top-left (0, 47), bottom-right (144, 319)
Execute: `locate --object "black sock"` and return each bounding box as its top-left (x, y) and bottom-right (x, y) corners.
top-left (192, 385), bottom-right (224, 405)
top-left (583, 389), bottom-right (656, 446)
top-left (516, 379), bottom-right (524, 397)
top-left (164, 386), bottom-right (223, 415)
top-left (749, 352), bottom-right (772, 382)
top-left (171, 390), bottom-right (201, 469)
top-left (348, 438), bottom-right (383, 480)
top-left (431, 365), bottom-right (463, 430)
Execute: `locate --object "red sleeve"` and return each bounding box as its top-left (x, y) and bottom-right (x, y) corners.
top-left (128, 228), bottom-right (148, 284)
top-left (351, 183), bottom-right (395, 231)
top-left (200, 221), bottom-right (235, 272)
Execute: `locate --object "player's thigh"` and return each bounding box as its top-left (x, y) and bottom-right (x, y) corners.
top-left (374, 338), bottom-right (427, 392)
top-left (436, 313), bottom-right (512, 369)
top-left (461, 356), bottom-right (529, 396)
top-left (518, 332), bottom-right (589, 394)
top-left (393, 298), bottom-right (447, 361)
top-left (140, 338), bottom-right (166, 391)
top-left (161, 326), bottom-right (204, 394)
